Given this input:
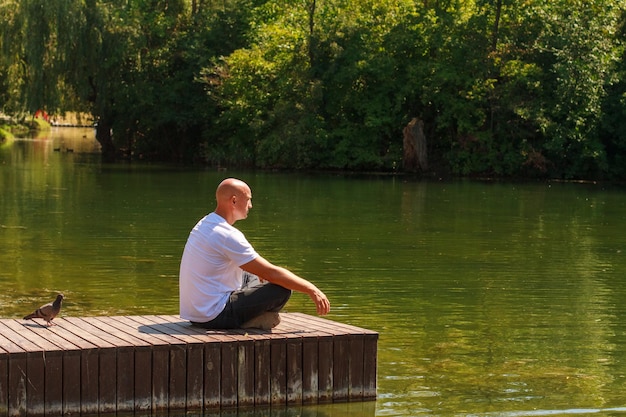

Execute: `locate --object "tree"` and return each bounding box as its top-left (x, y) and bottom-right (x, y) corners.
top-left (212, 0), bottom-right (416, 169)
top-left (3, 0), bottom-right (626, 177)
top-left (1, 0), bottom-right (78, 113)
top-left (410, 0), bottom-right (624, 178)
top-left (495, 0), bottom-right (622, 178)
top-left (1, 0), bottom-right (253, 162)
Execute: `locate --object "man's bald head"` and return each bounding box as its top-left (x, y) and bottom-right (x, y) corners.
top-left (214, 178), bottom-right (253, 224)
top-left (216, 178), bottom-right (249, 202)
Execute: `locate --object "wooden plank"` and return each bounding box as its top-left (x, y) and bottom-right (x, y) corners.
top-left (167, 343), bottom-right (187, 410)
top-left (299, 315), bottom-right (378, 400)
top-left (282, 313), bottom-right (379, 402)
top-left (0, 322), bottom-right (47, 417)
top-left (113, 346), bottom-right (134, 412)
top-left (151, 315), bottom-right (233, 344)
top-left (127, 316), bottom-right (194, 411)
top-left (54, 318), bottom-right (114, 414)
top-left (44, 319), bottom-right (98, 348)
top-left (185, 343), bottom-right (204, 410)
top-left (97, 315), bottom-right (182, 413)
top-left (135, 316), bottom-right (203, 412)
top-left (221, 341), bottom-right (238, 409)
top-left (159, 324), bottom-right (243, 411)
top-left (279, 314), bottom-right (337, 404)
top-left (86, 316), bottom-right (151, 346)
top-left (0, 322), bottom-right (44, 351)
top-left (80, 346), bottom-right (100, 414)
top-left (138, 316), bottom-right (207, 339)
top-left (332, 334), bottom-right (350, 402)
top-left (273, 316), bottom-right (326, 404)
top-left (318, 334), bottom-right (334, 403)
top-left (150, 316), bottom-right (218, 411)
top-left (62, 317), bottom-right (125, 414)
top-left (96, 315), bottom-right (167, 412)
top-left (42, 351), bottom-right (63, 415)
top-left (254, 338), bottom-right (271, 406)
top-left (0, 325), bottom-right (26, 417)
top-left (84, 317), bottom-right (141, 412)
top-left (115, 317), bottom-right (173, 412)
top-left (8, 323), bottom-right (54, 352)
top-left (31, 318), bottom-right (134, 413)
top-left (363, 333), bottom-right (378, 399)
top-left (286, 338), bottom-right (303, 405)
top-left (301, 337), bottom-right (319, 404)
top-left (122, 316), bottom-right (190, 345)
top-left (204, 341), bottom-right (221, 409)
top-left (98, 347), bottom-right (117, 413)
top-left (289, 313), bottom-right (378, 336)
top-left (0, 331), bottom-right (26, 416)
top-left (86, 316), bottom-right (153, 412)
top-left (62, 317), bottom-right (123, 348)
top-left (0, 313), bottom-right (378, 416)
top-left (270, 337), bottom-right (286, 405)
top-left (61, 350), bottom-right (82, 415)
top-left (348, 335), bottom-right (364, 399)
top-left (241, 320), bottom-right (308, 408)
top-left (223, 328), bottom-right (272, 408)
top-left (151, 345), bottom-right (170, 411)
top-left (4, 321), bottom-right (68, 416)
top-left (43, 318), bottom-right (101, 415)
top-left (18, 322), bottom-right (83, 352)
top-left (0, 347), bottom-right (7, 417)
top-left (0, 333), bottom-right (22, 354)
top-left (7, 353), bottom-right (27, 417)
top-left (258, 321), bottom-right (305, 406)
top-left (237, 337), bottom-right (255, 407)
top-left (132, 347), bottom-right (152, 412)
top-left (61, 317), bottom-right (141, 411)
top-left (150, 316), bottom-right (243, 411)
top-left (26, 352), bottom-right (46, 416)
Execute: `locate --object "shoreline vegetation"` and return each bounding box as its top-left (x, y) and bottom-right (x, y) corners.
top-left (0, 111), bottom-right (95, 143)
top-left (3, 120), bottom-right (625, 186)
top-left (0, 114), bottom-right (49, 143)
top-left (2, 2), bottom-right (626, 179)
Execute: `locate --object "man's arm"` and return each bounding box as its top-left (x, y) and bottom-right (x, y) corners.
top-left (241, 256), bottom-right (331, 316)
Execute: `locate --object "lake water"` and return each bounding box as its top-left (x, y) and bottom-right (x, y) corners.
top-left (2, 128), bottom-right (626, 416)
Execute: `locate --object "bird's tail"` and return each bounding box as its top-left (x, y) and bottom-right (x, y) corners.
top-left (24, 309), bottom-right (42, 320)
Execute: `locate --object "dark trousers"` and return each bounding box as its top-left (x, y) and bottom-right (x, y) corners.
top-left (192, 282), bottom-right (292, 329)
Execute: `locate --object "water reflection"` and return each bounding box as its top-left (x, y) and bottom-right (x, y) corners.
top-left (467, 407), bottom-right (626, 416)
top-left (127, 401), bottom-right (376, 417)
top-left (3, 130), bottom-right (626, 416)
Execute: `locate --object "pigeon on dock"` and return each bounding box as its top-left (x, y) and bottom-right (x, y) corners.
top-left (24, 293), bottom-right (64, 326)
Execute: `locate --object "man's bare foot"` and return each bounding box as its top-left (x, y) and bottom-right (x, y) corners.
top-left (241, 312), bottom-right (281, 330)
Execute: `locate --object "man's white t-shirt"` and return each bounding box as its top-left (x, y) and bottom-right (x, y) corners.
top-left (179, 212), bottom-right (258, 322)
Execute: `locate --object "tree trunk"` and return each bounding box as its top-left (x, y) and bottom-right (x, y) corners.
top-left (403, 117), bottom-right (428, 172)
top-left (492, 0), bottom-right (502, 51)
top-left (307, 0), bottom-right (317, 71)
top-left (95, 119), bottom-right (116, 163)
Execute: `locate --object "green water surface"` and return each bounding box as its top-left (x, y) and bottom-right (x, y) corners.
top-left (2, 128), bottom-right (626, 416)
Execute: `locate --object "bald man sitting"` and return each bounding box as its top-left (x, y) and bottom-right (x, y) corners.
top-left (179, 178), bottom-right (331, 330)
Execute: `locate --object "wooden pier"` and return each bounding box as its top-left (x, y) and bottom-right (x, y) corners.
top-left (0, 313), bottom-right (378, 416)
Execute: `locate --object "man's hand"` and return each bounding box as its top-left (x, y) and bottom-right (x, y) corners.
top-left (310, 288), bottom-right (331, 315)
top-left (242, 256), bottom-right (331, 316)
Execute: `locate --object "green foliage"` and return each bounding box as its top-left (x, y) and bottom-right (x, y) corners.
top-left (215, 0), bottom-right (415, 169)
top-left (2, 0), bottom-right (626, 178)
top-left (521, 0), bottom-right (620, 178)
top-left (0, 126), bottom-right (14, 141)
top-left (415, 0), bottom-right (624, 178)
